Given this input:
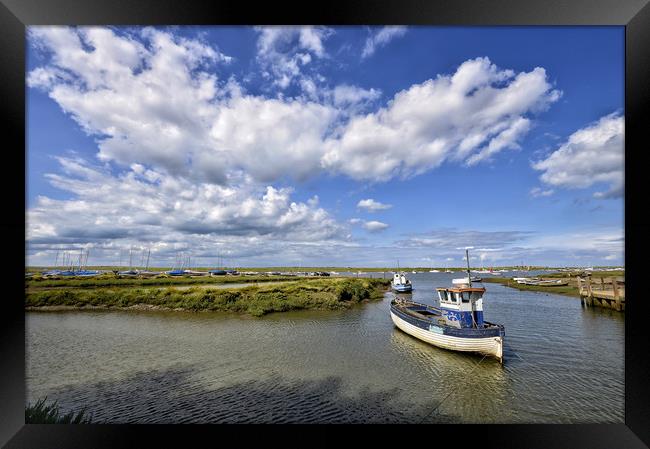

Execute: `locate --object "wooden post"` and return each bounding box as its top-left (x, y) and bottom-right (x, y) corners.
top-left (612, 278), bottom-right (621, 311)
top-left (586, 277), bottom-right (593, 306)
top-left (577, 277), bottom-right (585, 307)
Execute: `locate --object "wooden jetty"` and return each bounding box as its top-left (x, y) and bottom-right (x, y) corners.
top-left (576, 276), bottom-right (625, 311)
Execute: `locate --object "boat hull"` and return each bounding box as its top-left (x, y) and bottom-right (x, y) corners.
top-left (391, 284), bottom-right (413, 293)
top-left (390, 305), bottom-right (503, 363)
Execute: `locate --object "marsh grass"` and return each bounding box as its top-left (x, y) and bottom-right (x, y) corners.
top-left (25, 397), bottom-right (92, 424)
top-left (25, 278), bottom-right (391, 317)
top-left (26, 275), bottom-right (303, 290)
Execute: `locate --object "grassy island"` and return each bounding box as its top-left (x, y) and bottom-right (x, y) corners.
top-left (25, 274), bottom-right (307, 290)
top-left (26, 278), bottom-right (391, 317)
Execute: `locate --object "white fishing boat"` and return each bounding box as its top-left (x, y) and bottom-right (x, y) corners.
top-left (390, 249), bottom-right (505, 363)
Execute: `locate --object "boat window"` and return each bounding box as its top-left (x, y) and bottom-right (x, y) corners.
top-left (461, 292), bottom-right (470, 303)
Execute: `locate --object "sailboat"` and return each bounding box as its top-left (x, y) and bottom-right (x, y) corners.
top-left (118, 247), bottom-right (138, 276)
top-left (390, 248), bottom-right (506, 363)
top-left (74, 249), bottom-right (99, 276)
top-left (167, 252), bottom-right (188, 276)
top-left (177, 254), bottom-right (207, 276)
top-left (209, 253), bottom-right (227, 276)
top-left (136, 248), bottom-right (158, 277)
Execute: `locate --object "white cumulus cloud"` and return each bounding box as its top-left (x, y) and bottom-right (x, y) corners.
top-left (357, 198), bottom-right (392, 212)
top-left (362, 220), bottom-right (389, 232)
top-left (532, 112), bottom-right (624, 198)
top-left (321, 57), bottom-right (561, 181)
top-left (255, 26), bottom-right (334, 90)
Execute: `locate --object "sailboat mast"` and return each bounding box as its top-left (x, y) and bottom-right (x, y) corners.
top-left (146, 249), bottom-right (151, 271)
top-left (466, 248), bottom-right (472, 288)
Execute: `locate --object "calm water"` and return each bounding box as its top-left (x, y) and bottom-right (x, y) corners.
top-left (26, 272), bottom-right (624, 423)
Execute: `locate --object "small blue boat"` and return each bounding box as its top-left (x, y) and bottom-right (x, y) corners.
top-left (74, 270), bottom-right (99, 277)
top-left (209, 269), bottom-right (227, 276)
top-left (391, 272), bottom-right (413, 293)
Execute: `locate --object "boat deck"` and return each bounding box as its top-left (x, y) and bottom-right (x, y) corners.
top-left (395, 301), bottom-right (501, 330)
top-left (399, 304), bottom-right (452, 326)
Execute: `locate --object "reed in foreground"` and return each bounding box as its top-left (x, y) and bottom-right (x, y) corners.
top-left (25, 397), bottom-right (92, 424)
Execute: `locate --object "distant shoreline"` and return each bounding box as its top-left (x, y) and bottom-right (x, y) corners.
top-left (25, 266), bottom-right (625, 273)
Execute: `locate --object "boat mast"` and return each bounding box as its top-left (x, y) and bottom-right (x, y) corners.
top-left (465, 248), bottom-right (472, 288)
top-left (145, 248), bottom-right (151, 271)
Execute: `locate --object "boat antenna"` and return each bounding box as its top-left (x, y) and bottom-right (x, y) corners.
top-left (465, 248), bottom-right (472, 288)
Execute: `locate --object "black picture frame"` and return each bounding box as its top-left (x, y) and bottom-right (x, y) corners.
top-left (2, 0), bottom-right (648, 447)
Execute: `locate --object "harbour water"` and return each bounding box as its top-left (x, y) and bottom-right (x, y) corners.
top-left (26, 272), bottom-right (624, 423)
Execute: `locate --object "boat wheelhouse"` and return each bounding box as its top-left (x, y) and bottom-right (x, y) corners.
top-left (391, 272), bottom-right (413, 293)
top-left (389, 249), bottom-right (505, 363)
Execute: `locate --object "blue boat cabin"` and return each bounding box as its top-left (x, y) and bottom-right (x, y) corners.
top-left (436, 287), bottom-right (485, 328)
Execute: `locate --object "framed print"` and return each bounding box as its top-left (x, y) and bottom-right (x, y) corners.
top-left (2, 0), bottom-right (649, 447)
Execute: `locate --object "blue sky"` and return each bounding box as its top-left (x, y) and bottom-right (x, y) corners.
top-left (26, 26), bottom-right (624, 268)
